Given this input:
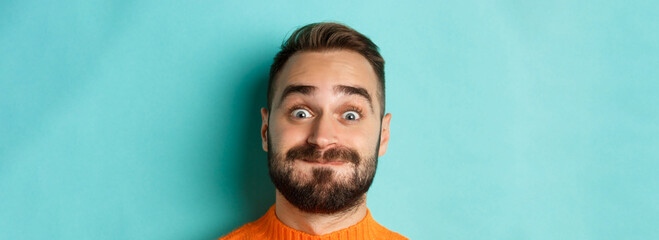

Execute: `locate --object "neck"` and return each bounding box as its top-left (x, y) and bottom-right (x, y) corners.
top-left (274, 190), bottom-right (368, 236)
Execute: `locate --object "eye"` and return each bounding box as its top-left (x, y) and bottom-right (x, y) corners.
top-left (291, 109), bottom-right (312, 119)
top-left (342, 111), bottom-right (361, 121)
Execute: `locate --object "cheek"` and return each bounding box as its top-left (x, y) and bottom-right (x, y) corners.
top-left (341, 123), bottom-right (381, 153)
top-left (269, 120), bottom-right (310, 150)
top-left (270, 116), bottom-right (382, 153)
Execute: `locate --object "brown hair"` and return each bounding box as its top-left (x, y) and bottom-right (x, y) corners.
top-left (268, 22), bottom-right (386, 117)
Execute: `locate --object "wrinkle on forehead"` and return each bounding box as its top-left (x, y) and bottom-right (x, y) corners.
top-left (287, 53), bottom-right (371, 82)
top-left (274, 50), bottom-right (379, 111)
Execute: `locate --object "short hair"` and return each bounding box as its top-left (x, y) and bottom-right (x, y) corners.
top-left (268, 22), bottom-right (386, 118)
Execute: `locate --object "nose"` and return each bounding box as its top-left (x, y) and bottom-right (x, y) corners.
top-left (307, 113), bottom-right (338, 149)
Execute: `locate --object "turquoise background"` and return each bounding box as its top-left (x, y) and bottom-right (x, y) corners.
top-left (1, 0), bottom-right (657, 239)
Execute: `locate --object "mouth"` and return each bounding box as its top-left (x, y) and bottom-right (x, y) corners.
top-left (300, 159), bottom-right (347, 166)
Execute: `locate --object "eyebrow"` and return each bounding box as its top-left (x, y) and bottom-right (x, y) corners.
top-left (278, 84), bottom-right (374, 112)
top-left (334, 85), bottom-right (373, 112)
top-left (279, 85), bottom-right (317, 107)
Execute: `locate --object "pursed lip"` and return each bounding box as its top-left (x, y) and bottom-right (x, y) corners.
top-left (299, 159), bottom-right (347, 166)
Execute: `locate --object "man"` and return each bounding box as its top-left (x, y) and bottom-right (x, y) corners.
top-left (221, 22), bottom-right (406, 240)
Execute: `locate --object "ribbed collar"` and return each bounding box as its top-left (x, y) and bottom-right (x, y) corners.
top-left (255, 205), bottom-right (379, 240)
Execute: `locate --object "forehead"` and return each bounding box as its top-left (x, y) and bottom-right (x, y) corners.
top-left (274, 50), bottom-right (379, 102)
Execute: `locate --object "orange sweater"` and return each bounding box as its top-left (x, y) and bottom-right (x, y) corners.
top-left (220, 205), bottom-right (407, 240)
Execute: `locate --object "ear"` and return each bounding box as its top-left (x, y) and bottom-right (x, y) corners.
top-left (260, 108), bottom-right (269, 152)
top-left (378, 113), bottom-right (392, 157)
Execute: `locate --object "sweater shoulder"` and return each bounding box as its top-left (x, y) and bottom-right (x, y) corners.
top-left (386, 231), bottom-right (409, 240)
top-left (219, 222), bottom-right (256, 240)
top-left (375, 226), bottom-right (408, 240)
top-left (220, 206), bottom-right (275, 240)
top-left (368, 218), bottom-right (408, 240)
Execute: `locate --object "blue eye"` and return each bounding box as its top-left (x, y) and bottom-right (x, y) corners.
top-left (342, 111), bottom-right (360, 121)
top-left (291, 109), bottom-right (312, 119)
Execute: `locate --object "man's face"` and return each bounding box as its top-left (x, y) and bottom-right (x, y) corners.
top-left (261, 50), bottom-right (392, 214)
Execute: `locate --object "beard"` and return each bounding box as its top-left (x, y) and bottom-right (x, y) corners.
top-left (267, 132), bottom-right (379, 214)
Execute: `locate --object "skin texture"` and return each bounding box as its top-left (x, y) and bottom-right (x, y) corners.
top-left (260, 50), bottom-right (392, 235)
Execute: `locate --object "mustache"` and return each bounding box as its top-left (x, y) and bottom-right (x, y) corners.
top-left (285, 144), bottom-right (360, 165)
